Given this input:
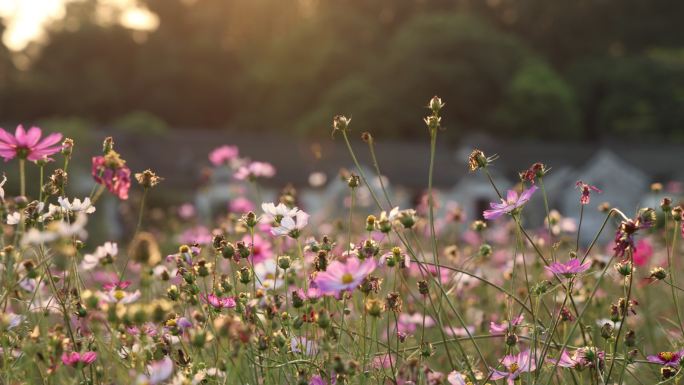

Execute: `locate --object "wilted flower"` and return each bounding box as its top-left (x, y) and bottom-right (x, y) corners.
top-left (0, 125), bottom-right (63, 161)
top-left (576, 181), bottom-right (602, 205)
top-left (92, 151), bottom-right (131, 200)
top-left (135, 169), bottom-right (163, 188)
top-left (519, 162), bottom-right (549, 183)
top-left (483, 186), bottom-right (538, 220)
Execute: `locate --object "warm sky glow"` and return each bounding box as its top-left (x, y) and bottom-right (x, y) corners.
top-left (0, 0), bottom-right (157, 51)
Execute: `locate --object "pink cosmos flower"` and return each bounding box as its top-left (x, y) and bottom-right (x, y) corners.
top-left (575, 181), bottom-right (602, 205)
top-left (489, 350), bottom-right (536, 385)
top-left (489, 315), bottom-right (524, 334)
top-left (483, 186), bottom-right (538, 220)
top-left (209, 145), bottom-right (239, 166)
top-left (0, 125), bottom-right (63, 161)
top-left (92, 154), bottom-right (131, 200)
top-left (633, 238), bottom-right (654, 266)
top-left (234, 161), bottom-right (276, 181)
top-left (202, 293), bottom-right (236, 310)
top-left (549, 347), bottom-right (605, 370)
top-left (313, 257), bottom-right (376, 295)
top-left (241, 233), bottom-right (273, 264)
top-left (545, 259), bottom-right (592, 278)
top-left (229, 197), bottom-right (254, 213)
top-left (647, 351), bottom-right (684, 366)
top-left (61, 351), bottom-right (97, 367)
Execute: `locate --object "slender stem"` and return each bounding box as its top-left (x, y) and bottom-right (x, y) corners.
top-left (19, 159), bottom-right (25, 197)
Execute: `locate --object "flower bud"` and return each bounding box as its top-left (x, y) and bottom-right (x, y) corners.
top-left (278, 255), bottom-right (291, 270)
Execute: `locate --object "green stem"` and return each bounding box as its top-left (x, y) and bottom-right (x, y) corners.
top-left (19, 158), bottom-right (25, 197)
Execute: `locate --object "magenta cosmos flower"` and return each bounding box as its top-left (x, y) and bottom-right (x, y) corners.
top-left (489, 350), bottom-right (536, 385)
top-left (92, 151), bottom-right (131, 200)
top-left (209, 145), bottom-right (239, 166)
top-left (0, 125), bottom-right (63, 161)
top-left (61, 351), bottom-right (97, 367)
top-left (313, 257), bottom-right (376, 295)
top-left (545, 258), bottom-right (591, 278)
top-left (647, 351), bottom-right (684, 367)
top-left (483, 186), bottom-right (538, 220)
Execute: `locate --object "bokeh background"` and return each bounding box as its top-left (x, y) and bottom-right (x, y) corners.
top-left (0, 0), bottom-right (683, 240)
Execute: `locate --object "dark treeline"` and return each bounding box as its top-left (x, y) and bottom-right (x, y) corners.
top-left (1, 0), bottom-right (684, 143)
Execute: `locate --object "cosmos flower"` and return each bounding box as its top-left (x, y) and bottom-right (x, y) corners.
top-left (313, 257), bottom-right (376, 295)
top-left (241, 233), bottom-right (273, 264)
top-left (261, 202), bottom-right (298, 224)
top-left (0, 174), bottom-right (6, 201)
top-left (647, 351), bottom-right (684, 367)
top-left (291, 337), bottom-right (318, 355)
top-left (58, 196), bottom-right (96, 214)
top-left (254, 260), bottom-right (283, 290)
top-left (81, 242), bottom-right (118, 271)
top-left (489, 315), bottom-right (524, 334)
top-left (447, 371), bottom-right (467, 385)
top-left (489, 350), bottom-right (536, 385)
top-left (202, 294), bottom-right (236, 310)
top-left (549, 347), bottom-right (605, 370)
top-left (633, 238), bottom-right (654, 266)
top-left (136, 356), bottom-right (174, 385)
top-left (92, 151), bottom-right (131, 200)
top-left (545, 259), bottom-right (591, 278)
top-left (271, 209), bottom-right (309, 238)
top-left (234, 161), bottom-right (275, 181)
top-left (208, 145), bottom-right (239, 166)
top-left (61, 351), bottom-right (97, 367)
top-left (575, 181), bottom-right (602, 205)
top-left (483, 186), bottom-right (538, 220)
top-left (0, 125), bottom-right (63, 161)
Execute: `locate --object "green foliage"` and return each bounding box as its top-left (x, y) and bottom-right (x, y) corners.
top-left (1, 0), bottom-right (683, 142)
top-left (111, 110), bottom-right (168, 136)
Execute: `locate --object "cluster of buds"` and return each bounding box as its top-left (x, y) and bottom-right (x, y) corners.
top-left (424, 96), bottom-right (444, 136)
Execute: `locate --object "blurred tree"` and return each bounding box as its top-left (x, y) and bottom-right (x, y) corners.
top-left (570, 50), bottom-right (684, 142)
top-left (297, 13), bottom-right (580, 141)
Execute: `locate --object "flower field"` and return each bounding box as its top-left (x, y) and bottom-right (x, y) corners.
top-left (1, 98), bottom-right (683, 385)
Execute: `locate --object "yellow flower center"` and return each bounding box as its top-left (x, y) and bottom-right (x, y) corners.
top-left (508, 362), bottom-right (519, 373)
top-left (660, 352), bottom-right (675, 361)
top-left (342, 273), bottom-right (354, 284)
top-left (114, 290), bottom-right (125, 301)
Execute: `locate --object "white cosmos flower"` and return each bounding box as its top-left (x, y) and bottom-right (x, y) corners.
top-left (81, 242), bottom-right (118, 270)
top-left (6, 212), bottom-right (21, 225)
top-left (58, 197), bottom-right (96, 214)
top-left (0, 174), bottom-right (6, 201)
top-left (271, 209), bottom-right (309, 238)
top-left (261, 202), bottom-right (297, 223)
top-left (254, 260), bottom-right (282, 290)
top-left (136, 356), bottom-right (174, 385)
